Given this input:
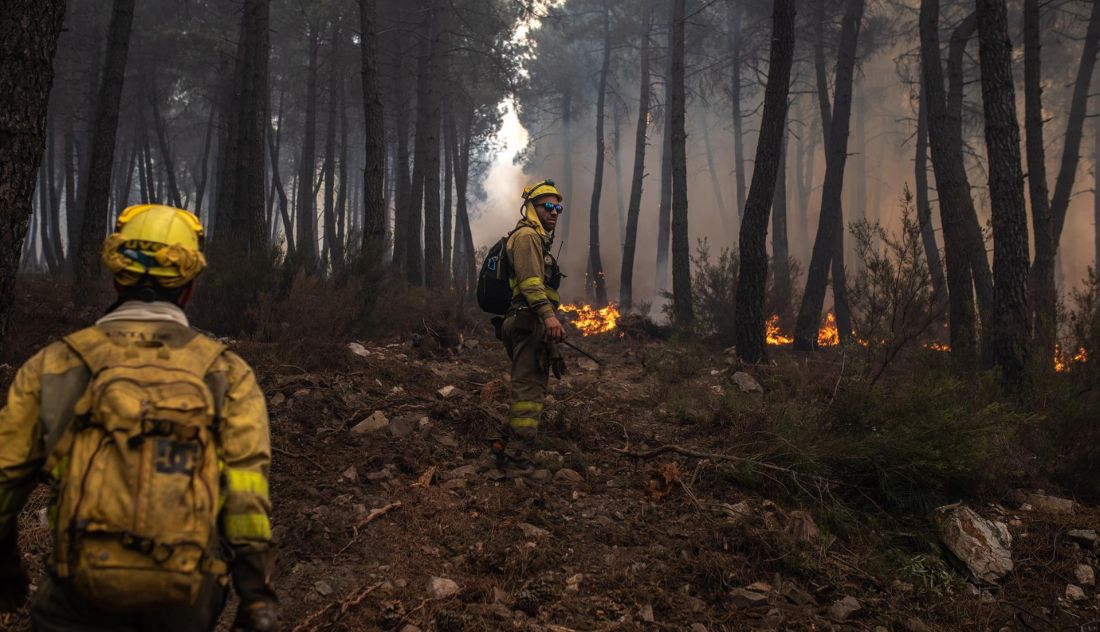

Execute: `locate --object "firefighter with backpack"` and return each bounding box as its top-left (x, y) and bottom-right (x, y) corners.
top-left (0, 205), bottom-right (278, 631)
top-left (481, 180), bottom-right (567, 474)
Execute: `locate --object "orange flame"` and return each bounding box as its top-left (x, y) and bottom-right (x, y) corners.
top-left (766, 314), bottom-right (793, 345)
top-left (1054, 345), bottom-right (1088, 373)
top-left (926, 342), bottom-right (951, 352)
top-left (560, 303), bottom-right (620, 336)
top-left (817, 313), bottom-right (840, 347)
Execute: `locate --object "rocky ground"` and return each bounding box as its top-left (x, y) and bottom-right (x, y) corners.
top-left (0, 286), bottom-right (1098, 631)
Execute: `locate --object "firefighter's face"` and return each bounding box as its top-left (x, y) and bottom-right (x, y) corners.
top-left (532, 195), bottom-right (563, 232)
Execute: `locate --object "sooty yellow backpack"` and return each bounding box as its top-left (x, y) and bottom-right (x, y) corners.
top-left (49, 326), bottom-right (228, 612)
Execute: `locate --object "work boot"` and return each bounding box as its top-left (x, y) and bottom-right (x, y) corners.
top-left (490, 425), bottom-right (540, 476)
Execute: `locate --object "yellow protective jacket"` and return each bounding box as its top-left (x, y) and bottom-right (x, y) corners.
top-left (506, 213), bottom-right (561, 321)
top-left (0, 305), bottom-right (273, 566)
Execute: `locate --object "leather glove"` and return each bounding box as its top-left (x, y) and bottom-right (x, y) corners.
top-left (233, 601), bottom-right (279, 632)
top-left (550, 345), bottom-right (567, 379)
top-left (0, 532), bottom-right (28, 612)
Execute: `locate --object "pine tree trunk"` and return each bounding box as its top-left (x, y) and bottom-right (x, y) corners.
top-left (729, 2), bottom-right (747, 220)
top-left (47, 121), bottom-right (65, 269)
top-left (322, 21), bottom-right (341, 271)
top-left (1096, 122), bottom-right (1100, 272)
top-left (39, 132), bottom-right (60, 274)
top-left (406, 4), bottom-right (437, 286)
top-left (794, 102), bottom-right (816, 264)
top-left (335, 81), bottom-right (348, 267)
top-left (75, 0), bottom-right (134, 284)
top-left (1023, 0), bottom-right (1055, 367)
top-left (1034, 0), bottom-right (1100, 365)
top-left (735, 0), bottom-right (796, 363)
top-left (63, 120), bottom-right (78, 272)
top-left (771, 124), bottom-right (791, 316)
top-left (794, 0), bottom-right (864, 350)
top-left (914, 82), bottom-right (947, 302)
top-left (976, 0), bottom-right (1031, 385)
top-left (295, 28), bottom-right (320, 269)
top-left (612, 100), bottom-right (627, 246)
top-left (149, 74), bottom-right (182, 208)
top-left (948, 13), bottom-right (995, 328)
top-left (558, 91), bottom-right (575, 258)
top-left (669, 0), bottom-right (692, 326)
top-left (267, 88), bottom-right (294, 253)
top-left (421, 3), bottom-right (444, 288)
top-left (0, 0), bottom-right (64, 335)
top-left (654, 5), bottom-right (675, 304)
top-left (442, 105), bottom-right (453, 284)
top-left (392, 73), bottom-right (412, 269)
top-left (920, 2), bottom-right (981, 364)
top-left (194, 104), bottom-right (216, 220)
top-left (619, 3), bottom-right (652, 310)
top-left (703, 112), bottom-right (732, 238)
top-left (587, 6), bottom-right (611, 306)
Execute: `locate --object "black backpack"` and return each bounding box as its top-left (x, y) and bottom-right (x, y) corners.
top-left (477, 233), bottom-right (513, 315)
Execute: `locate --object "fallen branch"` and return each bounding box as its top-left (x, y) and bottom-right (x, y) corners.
top-left (610, 444), bottom-right (842, 489)
top-left (291, 582), bottom-right (383, 632)
top-left (272, 446), bottom-right (325, 471)
top-left (336, 502), bottom-right (403, 557)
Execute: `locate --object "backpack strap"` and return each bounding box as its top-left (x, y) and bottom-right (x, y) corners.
top-left (61, 326), bottom-right (117, 377)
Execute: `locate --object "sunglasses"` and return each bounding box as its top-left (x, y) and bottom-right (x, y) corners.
top-left (540, 202), bottom-right (565, 214)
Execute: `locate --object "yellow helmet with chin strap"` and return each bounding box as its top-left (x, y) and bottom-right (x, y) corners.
top-left (521, 179), bottom-right (562, 204)
top-left (100, 204), bottom-right (207, 288)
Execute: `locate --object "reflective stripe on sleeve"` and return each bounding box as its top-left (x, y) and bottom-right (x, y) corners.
top-left (223, 513), bottom-right (272, 541)
top-left (224, 468), bottom-right (269, 499)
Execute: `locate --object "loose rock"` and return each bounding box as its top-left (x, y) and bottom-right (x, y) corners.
top-left (729, 588), bottom-right (769, 608)
top-left (388, 416), bottom-right (417, 439)
top-left (936, 504), bottom-right (1013, 583)
top-left (786, 510), bottom-right (819, 543)
top-left (517, 523), bottom-right (549, 538)
top-left (1065, 584), bottom-right (1086, 602)
top-left (827, 596), bottom-right (861, 622)
top-left (351, 411), bottom-right (389, 434)
top-left (732, 372), bottom-right (763, 394)
top-left (1067, 529), bottom-right (1098, 549)
top-left (314, 580), bottom-right (334, 596)
top-left (341, 466), bottom-right (358, 482)
top-left (347, 342), bottom-right (370, 357)
top-left (437, 385), bottom-right (459, 399)
top-left (429, 576), bottom-right (460, 599)
top-left (1023, 492), bottom-right (1075, 514)
top-left (1073, 564), bottom-right (1095, 587)
top-left (554, 468), bottom-right (584, 484)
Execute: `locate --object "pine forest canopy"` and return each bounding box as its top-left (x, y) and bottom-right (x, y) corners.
top-left (4, 0), bottom-right (1100, 380)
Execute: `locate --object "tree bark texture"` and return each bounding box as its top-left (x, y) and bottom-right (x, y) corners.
top-left (976, 0), bottom-right (1031, 385)
top-left (654, 6), bottom-right (675, 302)
top-left (1022, 0), bottom-right (1055, 367)
top-left (587, 6), bottom-right (611, 306)
top-left (214, 0), bottom-right (270, 259)
top-left (794, 0), bottom-right (863, 350)
top-left (619, 3), bottom-right (652, 310)
top-left (947, 14), bottom-right (995, 327)
top-left (920, 1), bottom-right (981, 363)
top-left (0, 0), bottom-right (65, 339)
top-left (1032, 0), bottom-right (1100, 367)
top-left (669, 0), bottom-right (693, 326)
top-left (296, 28), bottom-right (321, 269)
top-left (421, 3), bottom-right (444, 288)
top-left (322, 21), bottom-right (341, 270)
top-left (914, 82), bottom-right (946, 302)
top-left (76, 0), bottom-right (134, 284)
top-left (729, 3), bottom-right (747, 220)
top-left (734, 0), bottom-right (796, 364)
top-left (360, 0), bottom-right (386, 263)
top-left (771, 124), bottom-right (791, 316)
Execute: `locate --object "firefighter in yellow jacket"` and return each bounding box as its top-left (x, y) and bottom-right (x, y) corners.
top-left (492, 180), bottom-right (567, 471)
top-left (0, 205), bottom-right (278, 631)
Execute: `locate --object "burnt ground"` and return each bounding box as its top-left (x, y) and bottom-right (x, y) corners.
top-left (1, 281), bottom-right (1098, 631)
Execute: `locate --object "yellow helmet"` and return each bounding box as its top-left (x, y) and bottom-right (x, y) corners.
top-left (521, 179), bottom-right (562, 203)
top-left (100, 204), bottom-right (207, 288)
